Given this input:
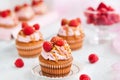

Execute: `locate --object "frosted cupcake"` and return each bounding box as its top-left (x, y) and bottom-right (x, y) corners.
top-left (32, 0), bottom-right (47, 14)
top-left (39, 36), bottom-right (73, 77)
top-left (14, 3), bottom-right (35, 21)
top-left (0, 9), bottom-right (19, 28)
top-left (16, 22), bottom-right (44, 57)
top-left (58, 18), bottom-right (85, 50)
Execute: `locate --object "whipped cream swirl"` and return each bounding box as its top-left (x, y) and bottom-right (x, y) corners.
top-left (41, 42), bottom-right (72, 61)
top-left (58, 26), bottom-right (81, 36)
top-left (17, 31), bottom-right (43, 43)
top-left (16, 6), bottom-right (34, 19)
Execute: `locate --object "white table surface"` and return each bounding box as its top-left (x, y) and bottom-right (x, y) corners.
top-left (0, 19), bottom-right (120, 80)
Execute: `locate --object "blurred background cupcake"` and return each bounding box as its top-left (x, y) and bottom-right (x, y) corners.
top-left (16, 22), bottom-right (44, 57)
top-left (58, 18), bottom-right (85, 50)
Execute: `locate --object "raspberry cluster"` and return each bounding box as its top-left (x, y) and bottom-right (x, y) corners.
top-left (43, 36), bottom-right (65, 52)
top-left (85, 2), bottom-right (120, 26)
top-left (22, 22), bottom-right (40, 35)
top-left (14, 3), bottom-right (29, 12)
top-left (32, 0), bottom-right (43, 6)
top-left (0, 9), bottom-right (11, 17)
top-left (61, 18), bottom-right (81, 27)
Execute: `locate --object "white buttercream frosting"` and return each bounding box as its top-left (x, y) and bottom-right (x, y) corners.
top-left (16, 6), bottom-right (34, 19)
top-left (17, 31), bottom-right (43, 43)
top-left (32, 3), bottom-right (47, 14)
top-left (58, 26), bottom-right (81, 36)
top-left (0, 12), bottom-right (18, 25)
top-left (41, 41), bottom-right (72, 61)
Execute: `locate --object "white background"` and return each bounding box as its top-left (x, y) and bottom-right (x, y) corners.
top-left (0, 0), bottom-right (120, 80)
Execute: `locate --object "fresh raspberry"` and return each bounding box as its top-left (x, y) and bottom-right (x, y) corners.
top-left (56, 39), bottom-right (64, 46)
top-left (23, 3), bottom-right (28, 7)
top-left (87, 7), bottom-right (95, 11)
top-left (32, 1), bottom-right (38, 6)
top-left (43, 41), bottom-right (53, 52)
top-left (50, 36), bottom-right (61, 44)
top-left (98, 8), bottom-right (107, 13)
top-left (61, 18), bottom-right (68, 26)
top-left (79, 74), bottom-right (91, 80)
top-left (15, 6), bottom-right (21, 12)
top-left (88, 54), bottom-right (99, 63)
top-left (0, 10), bottom-right (9, 17)
top-left (22, 22), bottom-right (28, 28)
top-left (107, 6), bottom-right (114, 11)
top-left (76, 18), bottom-right (81, 23)
top-left (97, 2), bottom-right (108, 11)
top-left (23, 26), bottom-right (35, 35)
top-left (14, 58), bottom-right (24, 68)
top-left (69, 19), bottom-right (79, 27)
top-left (6, 9), bottom-right (11, 14)
top-left (33, 24), bottom-right (40, 30)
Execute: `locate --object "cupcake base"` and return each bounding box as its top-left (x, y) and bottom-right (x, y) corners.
top-left (39, 55), bottom-right (73, 78)
top-left (16, 40), bottom-right (43, 58)
top-left (58, 34), bottom-right (84, 50)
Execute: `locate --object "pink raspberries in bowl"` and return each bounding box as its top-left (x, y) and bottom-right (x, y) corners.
top-left (85, 2), bottom-right (120, 26)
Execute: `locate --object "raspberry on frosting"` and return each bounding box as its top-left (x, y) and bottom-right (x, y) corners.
top-left (14, 6), bottom-right (21, 12)
top-left (69, 19), bottom-right (79, 27)
top-left (21, 22), bottom-right (40, 35)
top-left (33, 24), bottom-right (40, 30)
top-left (61, 18), bottom-right (81, 27)
top-left (23, 26), bottom-right (35, 35)
top-left (43, 41), bottom-right (53, 52)
top-left (23, 3), bottom-right (28, 7)
top-left (0, 9), bottom-right (11, 17)
top-left (61, 18), bottom-right (68, 26)
top-left (51, 36), bottom-right (62, 44)
top-left (22, 22), bottom-right (28, 28)
top-left (43, 36), bottom-right (66, 52)
top-left (56, 39), bottom-right (64, 46)
top-left (32, 0), bottom-right (43, 6)
top-left (14, 3), bottom-right (29, 12)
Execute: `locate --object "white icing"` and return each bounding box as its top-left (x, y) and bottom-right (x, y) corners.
top-left (32, 3), bottom-right (47, 14)
top-left (41, 42), bottom-right (71, 61)
top-left (16, 6), bottom-right (34, 19)
top-left (17, 31), bottom-right (43, 43)
top-left (0, 12), bottom-right (18, 25)
top-left (58, 26), bottom-right (81, 36)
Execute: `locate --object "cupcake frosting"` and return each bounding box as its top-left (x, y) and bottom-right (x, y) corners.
top-left (41, 37), bottom-right (72, 61)
top-left (0, 10), bottom-right (19, 25)
top-left (16, 6), bottom-right (34, 19)
top-left (17, 23), bottom-right (43, 43)
top-left (17, 30), bottom-right (43, 43)
top-left (32, 3), bottom-right (47, 14)
top-left (58, 26), bottom-right (81, 36)
top-left (58, 18), bottom-right (82, 36)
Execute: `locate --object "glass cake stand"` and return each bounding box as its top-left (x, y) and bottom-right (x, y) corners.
top-left (84, 10), bottom-right (120, 44)
top-left (31, 61), bottom-right (82, 80)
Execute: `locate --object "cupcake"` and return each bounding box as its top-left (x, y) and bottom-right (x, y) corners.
top-left (0, 9), bottom-right (19, 28)
top-left (32, 0), bottom-right (47, 14)
top-left (16, 22), bottom-right (44, 57)
top-left (14, 3), bottom-right (35, 21)
top-left (39, 36), bottom-right (73, 77)
top-left (57, 18), bottom-right (85, 50)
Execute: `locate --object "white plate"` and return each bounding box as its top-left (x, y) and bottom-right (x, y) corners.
top-left (31, 61), bottom-right (82, 80)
